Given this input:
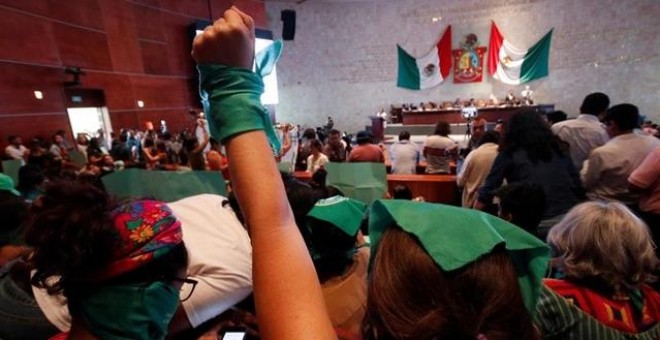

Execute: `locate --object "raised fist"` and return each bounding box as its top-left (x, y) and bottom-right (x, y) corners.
top-left (191, 6), bottom-right (255, 69)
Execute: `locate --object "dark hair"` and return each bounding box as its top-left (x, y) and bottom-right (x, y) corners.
top-left (477, 130), bottom-right (500, 147)
top-left (398, 131), bottom-right (411, 141)
top-left (329, 129), bottom-right (341, 136)
top-left (363, 227), bottom-right (538, 340)
top-left (603, 103), bottom-right (641, 131)
top-left (392, 184), bottom-right (413, 200)
top-left (17, 164), bottom-right (45, 193)
top-left (310, 139), bottom-right (323, 152)
top-left (311, 168), bottom-right (327, 188)
top-left (495, 182), bottom-right (546, 235)
top-left (306, 217), bottom-right (357, 282)
top-left (500, 110), bottom-right (566, 163)
top-left (434, 121), bottom-right (451, 136)
top-left (183, 136), bottom-right (199, 152)
top-left (8, 135), bottom-right (18, 143)
top-left (579, 92), bottom-right (610, 116)
top-left (209, 137), bottom-right (220, 148)
top-left (546, 110), bottom-right (568, 125)
top-left (143, 138), bottom-right (155, 149)
top-left (25, 181), bottom-right (187, 299)
top-left (302, 128), bottom-right (316, 140)
top-left (0, 191), bottom-right (28, 246)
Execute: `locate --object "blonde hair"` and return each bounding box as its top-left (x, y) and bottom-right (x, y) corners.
top-left (547, 201), bottom-right (658, 291)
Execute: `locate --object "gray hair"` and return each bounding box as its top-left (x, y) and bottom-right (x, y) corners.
top-left (547, 201), bottom-right (658, 291)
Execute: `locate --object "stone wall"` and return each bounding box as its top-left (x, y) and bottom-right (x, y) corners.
top-left (265, 0), bottom-right (660, 132)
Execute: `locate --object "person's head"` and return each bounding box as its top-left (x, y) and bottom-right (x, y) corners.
top-left (53, 134), bottom-right (64, 145)
top-left (392, 184), bottom-right (413, 200)
top-left (88, 137), bottom-right (101, 149)
top-left (356, 131), bottom-right (372, 145)
top-left (398, 131), bottom-right (411, 142)
top-left (327, 129), bottom-right (342, 146)
top-left (500, 110), bottom-right (565, 163)
top-left (143, 137), bottom-right (155, 149)
top-left (477, 130), bottom-right (500, 147)
top-left (579, 92), bottom-right (610, 116)
top-left (8, 135), bottom-right (21, 146)
top-left (547, 201), bottom-right (658, 293)
top-left (434, 121), bottom-right (451, 137)
top-left (17, 164), bottom-right (45, 192)
top-left (364, 201), bottom-right (547, 340)
top-left (495, 182), bottom-right (546, 235)
top-left (26, 181), bottom-right (188, 339)
top-left (546, 110), bottom-right (567, 125)
top-left (603, 103), bottom-right (641, 137)
top-left (209, 137), bottom-right (221, 151)
top-left (77, 134), bottom-right (89, 145)
top-left (310, 139), bottom-right (323, 154)
top-left (0, 189), bottom-right (27, 247)
top-left (471, 117), bottom-right (488, 139)
top-left (302, 128), bottom-right (316, 141)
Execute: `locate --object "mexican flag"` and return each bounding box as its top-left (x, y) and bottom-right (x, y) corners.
top-left (487, 22), bottom-right (553, 85)
top-left (397, 26), bottom-right (452, 90)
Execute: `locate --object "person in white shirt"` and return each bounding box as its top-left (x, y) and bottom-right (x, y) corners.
top-left (4, 136), bottom-right (29, 161)
top-left (307, 139), bottom-right (329, 172)
top-left (389, 131), bottom-right (419, 174)
top-left (31, 194), bottom-right (253, 336)
top-left (551, 92), bottom-right (610, 171)
top-left (423, 122), bottom-right (457, 174)
top-left (582, 104), bottom-right (660, 205)
top-left (457, 131), bottom-right (500, 208)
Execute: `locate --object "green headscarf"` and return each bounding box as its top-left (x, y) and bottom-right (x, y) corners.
top-left (73, 281), bottom-right (180, 340)
top-left (368, 199), bottom-right (550, 314)
top-left (307, 196), bottom-right (367, 237)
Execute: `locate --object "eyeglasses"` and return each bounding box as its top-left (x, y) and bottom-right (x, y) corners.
top-left (171, 277), bottom-right (198, 302)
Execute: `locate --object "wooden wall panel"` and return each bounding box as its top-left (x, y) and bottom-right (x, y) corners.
top-left (100, 0), bottom-right (144, 73)
top-left (0, 0), bottom-right (49, 16)
top-left (210, 0), bottom-right (268, 28)
top-left (83, 72), bottom-right (135, 110)
top-left (46, 0), bottom-right (104, 31)
top-left (160, 0), bottom-right (209, 19)
top-left (133, 3), bottom-right (166, 42)
top-left (108, 111), bottom-right (139, 130)
top-left (0, 114), bottom-right (71, 142)
top-left (140, 41), bottom-right (171, 75)
top-left (162, 12), bottom-right (196, 76)
top-left (52, 24), bottom-right (112, 70)
top-left (0, 62), bottom-right (65, 115)
top-left (134, 108), bottom-right (191, 133)
top-left (130, 76), bottom-right (188, 110)
top-left (0, 7), bottom-right (60, 65)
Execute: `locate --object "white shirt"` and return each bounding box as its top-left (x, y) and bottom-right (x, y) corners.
top-left (581, 133), bottom-right (660, 205)
top-left (457, 143), bottom-right (499, 208)
top-left (307, 153), bottom-right (329, 172)
top-left (33, 194), bottom-right (253, 331)
top-left (4, 145), bottom-right (27, 160)
top-left (552, 115), bottom-right (609, 171)
top-left (390, 140), bottom-right (419, 174)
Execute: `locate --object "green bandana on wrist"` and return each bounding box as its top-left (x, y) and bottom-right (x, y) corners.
top-left (307, 196), bottom-right (367, 236)
top-left (368, 199), bottom-right (550, 314)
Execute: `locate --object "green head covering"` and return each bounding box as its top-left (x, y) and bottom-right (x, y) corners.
top-left (368, 199), bottom-right (550, 314)
top-left (307, 196), bottom-right (367, 236)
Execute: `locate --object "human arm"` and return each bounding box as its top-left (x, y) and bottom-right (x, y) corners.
top-left (279, 125), bottom-right (292, 157)
top-left (192, 7), bottom-right (335, 339)
top-left (193, 128), bottom-right (210, 154)
top-left (628, 149), bottom-right (660, 193)
top-left (456, 151), bottom-right (474, 187)
top-left (580, 150), bottom-right (604, 190)
top-left (474, 152), bottom-right (508, 210)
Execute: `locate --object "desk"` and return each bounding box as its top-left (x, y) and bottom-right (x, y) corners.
top-left (292, 171), bottom-right (458, 205)
top-left (401, 105), bottom-right (554, 125)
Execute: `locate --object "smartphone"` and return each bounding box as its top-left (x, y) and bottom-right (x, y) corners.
top-left (221, 327), bottom-right (247, 340)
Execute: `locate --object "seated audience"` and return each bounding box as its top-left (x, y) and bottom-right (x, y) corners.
top-left (306, 196), bottom-right (369, 337)
top-left (552, 92), bottom-right (610, 172)
top-left (628, 147), bottom-right (660, 243)
top-left (545, 110), bottom-right (567, 125)
top-left (348, 131), bottom-right (384, 163)
top-left (536, 201), bottom-right (660, 338)
top-left (457, 130), bottom-right (500, 208)
top-left (86, 137), bottom-right (105, 166)
top-left (476, 110), bottom-right (583, 239)
top-left (191, 11), bottom-right (549, 339)
top-left (423, 121), bottom-right (457, 174)
top-left (7, 181), bottom-right (189, 339)
top-left (307, 139), bottom-right (329, 172)
top-left (389, 131), bottom-right (419, 174)
top-left (494, 182), bottom-right (546, 236)
top-left (4, 135), bottom-right (29, 162)
top-left (323, 129), bottom-right (347, 162)
top-left (582, 104), bottom-right (660, 206)
top-left (17, 163), bottom-right (45, 202)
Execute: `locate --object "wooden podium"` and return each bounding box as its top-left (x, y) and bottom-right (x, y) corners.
top-left (369, 115), bottom-right (385, 143)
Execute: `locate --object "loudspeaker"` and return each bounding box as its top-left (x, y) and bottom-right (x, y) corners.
top-left (281, 10), bottom-right (296, 41)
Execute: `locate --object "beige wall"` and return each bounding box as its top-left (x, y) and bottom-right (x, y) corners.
top-left (266, 0), bottom-right (660, 132)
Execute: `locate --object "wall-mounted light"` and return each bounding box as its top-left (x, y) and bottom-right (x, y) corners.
top-left (432, 16), bottom-right (442, 23)
top-left (34, 90), bottom-right (43, 99)
top-left (137, 100), bottom-right (145, 108)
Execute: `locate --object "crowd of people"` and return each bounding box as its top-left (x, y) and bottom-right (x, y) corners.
top-left (1, 6), bottom-right (660, 340)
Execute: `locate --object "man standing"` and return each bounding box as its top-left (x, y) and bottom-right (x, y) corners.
top-left (552, 92), bottom-right (610, 171)
top-left (389, 131), bottom-right (419, 174)
top-left (457, 131), bottom-right (499, 208)
top-left (582, 104), bottom-right (660, 205)
top-left (465, 117), bottom-right (487, 154)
